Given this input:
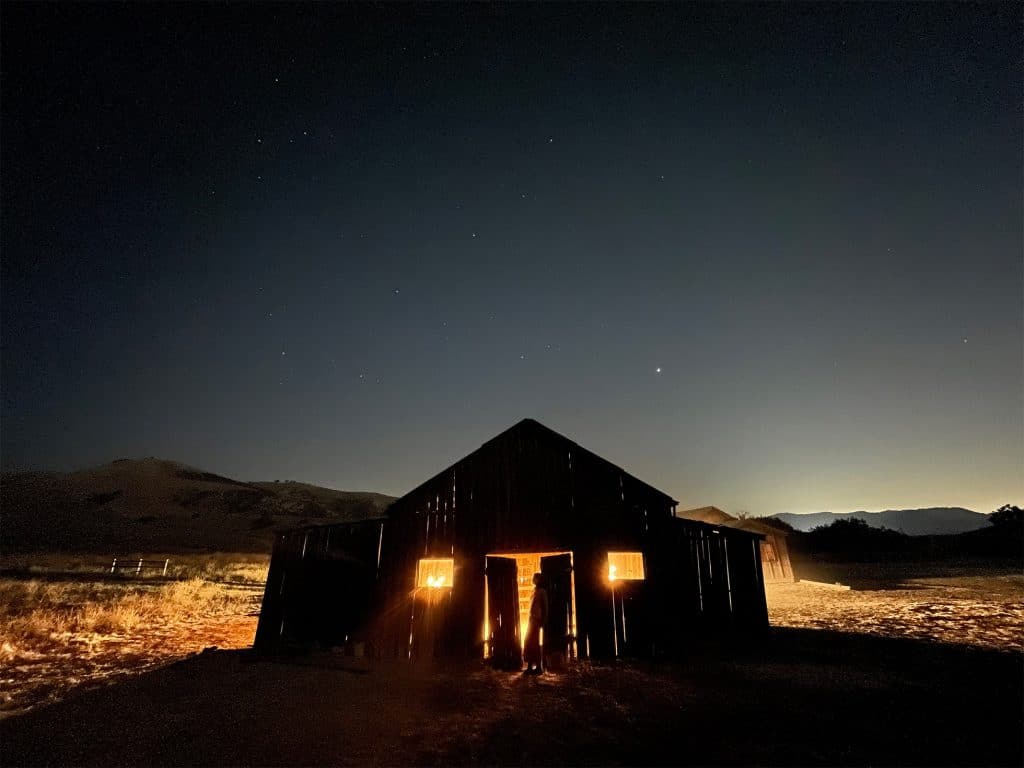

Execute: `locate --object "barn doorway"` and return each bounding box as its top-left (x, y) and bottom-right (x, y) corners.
top-left (484, 551), bottom-right (576, 669)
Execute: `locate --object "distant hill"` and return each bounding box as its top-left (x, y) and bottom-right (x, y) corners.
top-left (0, 458), bottom-right (396, 554)
top-left (771, 508), bottom-right (991, 536)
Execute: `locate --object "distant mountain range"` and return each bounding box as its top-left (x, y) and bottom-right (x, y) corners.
top-left (1, 458), bottom-right (396, 554)
top-left (770, 508), bottom-right (992, 536)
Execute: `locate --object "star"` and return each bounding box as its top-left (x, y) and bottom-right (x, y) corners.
top-left (655, 367), bottom-right (661, 374)
top-left (393, 288), bottom-right (400, 295)
top-left (281, 351), bottom-right (286, 356)
top-left (471, 232), bottom-right (477, 238)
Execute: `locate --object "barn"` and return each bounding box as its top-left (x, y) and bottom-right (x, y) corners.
top-left (255, 419), bottom-right (769, 665)
top-left (678, 506), bottom-right (795, 583)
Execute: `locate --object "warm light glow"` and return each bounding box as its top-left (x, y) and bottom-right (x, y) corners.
top-left (417, 558), bottom-right (454, 589)
top-left (607, 552), bottom-right (645, 582)
top-left (486, 550), bottom-right (577, 655)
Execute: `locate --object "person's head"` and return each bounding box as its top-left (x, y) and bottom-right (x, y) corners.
top-left (532, 572), bottom-right (542, 586)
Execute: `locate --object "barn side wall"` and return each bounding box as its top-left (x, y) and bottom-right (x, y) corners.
top-left (254, 520), bottom-right (385, 651)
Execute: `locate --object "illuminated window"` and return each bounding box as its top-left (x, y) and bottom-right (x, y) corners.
top-left (417, 558), bottom-right (454, 589)
top-left (607, 552), bottom-right (645, 582)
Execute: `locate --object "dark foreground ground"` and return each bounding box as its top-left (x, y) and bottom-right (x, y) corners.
top-left (3, 628), bottom-right (1021, 767)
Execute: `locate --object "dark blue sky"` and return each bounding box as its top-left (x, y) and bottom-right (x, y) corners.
top-left (3, 4), bottom-right (1020, 514)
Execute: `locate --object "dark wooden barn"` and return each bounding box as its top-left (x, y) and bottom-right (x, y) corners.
top-left (255, 419), bottom-right (769, 664)
top-left (678, 506), bottom-right (795, 583)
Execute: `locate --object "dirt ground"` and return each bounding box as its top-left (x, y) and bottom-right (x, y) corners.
top-left (2, 630), bottom-right (1021, 767)
top-left (767, 571), bottom-right (1024, 652)
top-left (2, 561), bottom-right (1022, 765)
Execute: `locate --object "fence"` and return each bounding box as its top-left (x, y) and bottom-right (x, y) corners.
top-left (109, 558), bottom-right (170, 576)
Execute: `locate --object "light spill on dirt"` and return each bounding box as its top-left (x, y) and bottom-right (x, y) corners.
top-left (4, 571), bottom-right (1021, 719)
top-left (0, 596), bottom-right (258, 718)
top-left (766, 574), bottom-right (1024, 652)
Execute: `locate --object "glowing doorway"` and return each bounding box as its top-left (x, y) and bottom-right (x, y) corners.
top-left (483, 551), bottom-right (577, 662)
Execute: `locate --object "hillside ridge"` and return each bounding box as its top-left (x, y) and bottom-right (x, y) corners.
top-left (1, 458), bottom-right (396, 554)
top-left (770, 507), bottom-right (990, 536)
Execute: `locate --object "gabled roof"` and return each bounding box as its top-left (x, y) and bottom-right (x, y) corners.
top-left (679, 506), bottom-right (790, 537)
top-left (677, 506), bottom-right (735, 525)
top-left (391, 418), bottom-right (678, 507)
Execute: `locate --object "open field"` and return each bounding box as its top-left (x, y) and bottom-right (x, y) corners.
top-left (2, 631), bottom-right (1021, 767)
top-left (768, 561), bottom-right (1024, 652)
top-left (0, 554), bottom-right (267, 718)
top-left (2, 555), bottom-right (1022, 725)
top-left (1, 552), bottom-right (270, 584)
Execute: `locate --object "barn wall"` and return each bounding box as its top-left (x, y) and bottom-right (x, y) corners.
top-left (374, 420), bottom-right (678, 660)
top-left (760, 532), bottom-right (795, 582)
top-left (254, 520), bottom-right (384, 651)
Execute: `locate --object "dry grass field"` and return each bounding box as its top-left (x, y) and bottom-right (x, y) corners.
top-left (0, 554), bottom-right (267, 718)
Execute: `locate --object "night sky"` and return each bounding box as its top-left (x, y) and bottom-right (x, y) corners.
top-left (2, 4), bottom-right (1020, 515)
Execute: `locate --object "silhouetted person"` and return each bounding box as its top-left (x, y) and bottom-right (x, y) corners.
top-left (523, 572), bottom-right (548, 674)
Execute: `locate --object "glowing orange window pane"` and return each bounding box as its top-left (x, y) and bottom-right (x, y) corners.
top-left (607, 552), bottom-right (645, 582)
top-left (417, 558), bottom-right (454, 588)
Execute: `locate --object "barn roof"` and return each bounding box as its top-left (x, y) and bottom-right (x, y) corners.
top-left (391, 418), bottom-right (678, 508)
top-left (679, 506), bottom-right (790, 537)
top-left (677, 506), bottom-right (735, 525)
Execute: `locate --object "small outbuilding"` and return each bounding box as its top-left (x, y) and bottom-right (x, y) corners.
top-left (677, 506), bottom-right (795, 583)
top-left (256, 419), bottom-right (769, 664)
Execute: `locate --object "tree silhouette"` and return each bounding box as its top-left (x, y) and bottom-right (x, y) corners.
top-left (989, 504), bottom-right (1022, 529)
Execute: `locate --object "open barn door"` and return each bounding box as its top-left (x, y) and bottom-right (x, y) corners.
top-left (486, 556), bottom-right (521, 670)
top-left (541, 553), bottom-right (574, 669)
